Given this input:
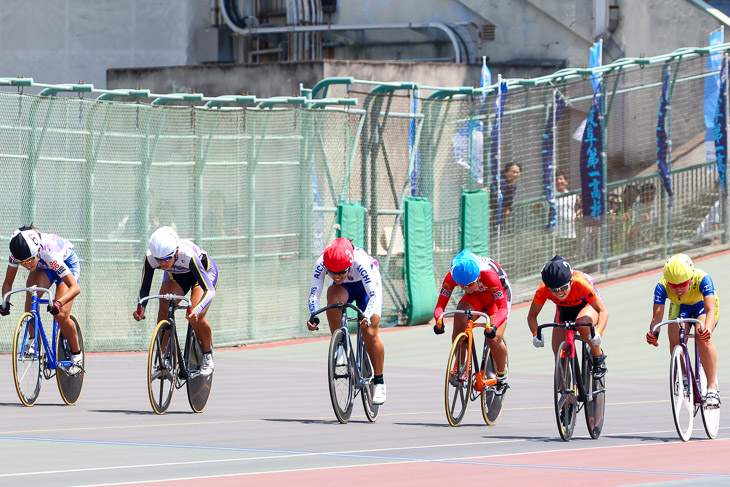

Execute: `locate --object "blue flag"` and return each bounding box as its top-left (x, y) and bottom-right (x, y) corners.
top-left (490, 80), bottom-right (508, 225)
top-left (715, 59), bottom-right (728, 196)
top-left (409, 90), bottom-right (421, 196)
top-left (656, 69), bottom-right (672, 203)
top-left (590, 40), bottom-right (602, 95)
top-left (580, 94), bottom-right (605, 226)
top-left (543, 90), bottom-right (568, 231)
top-left (480, 56), bottom-right (492, 104)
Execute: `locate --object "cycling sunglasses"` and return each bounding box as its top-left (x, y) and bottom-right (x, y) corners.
top-left (328, 267), bottom-right (350, 276)
top-left (156, 253), bottom-right (175, 263)
top-left (549, 282), bottom-right (571, 293)
top-left (19, 255), bottom-right (37, 265)
top-left (668, 279), bottom-right (691, 289)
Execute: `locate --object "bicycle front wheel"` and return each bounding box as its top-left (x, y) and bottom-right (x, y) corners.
top-left (361, 347), bottom-right (380, 422)
top-left (12, 313), bottom-right (42, 407)
top-left (56, 315), bottom-right (85, 405)
top-left (185, 324), bottom-right (213, 413)
top-left (581, 343), bottom-right (605, 439)
top-left (328, 327), bottom-right (354, 423)
top-left (147, 320), bottom-right (178, 415)
top-left (670, 344), bottom-right (694, 441)
top-left (554, 341), bottom-right (577, 441)
top-left (445, 332), bottom-right (473, 427)
top-left (481, 338), bottom-right (508, 426)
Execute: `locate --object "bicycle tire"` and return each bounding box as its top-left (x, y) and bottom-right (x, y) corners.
top-left (581, 343), bottom-right (605, 439)
top-left (481, 337), bottom-right (508, 426)
top-left (328, 327), bottom-right (354, 424)
top-left (185, 323), bottom-right (213, 413)
top-left (56, 315), bottom-right (85, 405)
top-left (12, 313), bottom-right (42, 407)
top-left (361, 346), bottom-right (380, 422)
top-left (554, 341), bottom-right (577, 441)
top-left (445, 332), bottom-right (472, 427)
top-left (670, 344), bottom-right (694, 441)
top-left (147, 320), bottom-right (178, 415)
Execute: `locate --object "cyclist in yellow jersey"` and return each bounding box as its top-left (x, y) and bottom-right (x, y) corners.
top-left (647, 254), bottom-right (720, 408)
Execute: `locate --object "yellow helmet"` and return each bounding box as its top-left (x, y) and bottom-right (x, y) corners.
top-left (663, 253), bottom-right (694, 284)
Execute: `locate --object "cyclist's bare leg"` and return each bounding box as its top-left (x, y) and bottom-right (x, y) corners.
top-left (487, 323), bottom-right (508, 371)
top-left (453, 301), bottom-right (471, 340)
top-left (22, 269), bottom-right (51, 339)
top-left (326, 284), bottom-right (349, 334)
top-left (189, 284), bottom-right (213, 351)
top-left (695, 314), bottom-right (718, 390)
top-left (158, 280), bottom-right (185, 354)
top-left (362, 313), bottom-right (384, 376)
top-left (53, 280), bottom-right (80, 352)
top-left (576, 307), bottom-right (602, 356)
top-left (551, 327), bottom-right (566, 356)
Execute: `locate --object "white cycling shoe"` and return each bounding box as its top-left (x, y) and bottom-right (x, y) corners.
top-left (372, 383), bottom-right (386, 405)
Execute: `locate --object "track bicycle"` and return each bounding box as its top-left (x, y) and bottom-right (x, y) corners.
top-left (309, 302), bottom-right (379, 424)
top-left (438, 309), bottom-right (508, 427)
top-left (651, 318), bottom-right (720, 441)
top-left (2, 285), bottom-right (85, 406)
top-left (537, 321), bottom-right (606, 441)
top-left (138, 294), bottom-right (212, 415)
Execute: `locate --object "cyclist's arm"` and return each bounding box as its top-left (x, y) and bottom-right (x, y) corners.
top-left (700, 274), bottom-right (717, 332)
top-left (526, 300), bottom-right (544, 335)
top-left (483, 271), bottom-right (509, 327)
top-left (1, 264), bottom-right (18, 300)
top-left (189, 254), bottom-right (216, 315)
top-left (137, 258), bottom-right (156, 307)
top-left (649, 303), bottom-right (665, 331)
top-left (433, 275), bottom-right (454, 321)
top-left (308, 258), bottom-right (327, 315)
top-left (56, 273), bottom-right (81, 307)
top-left (358, 260), bottom-right (382, 319)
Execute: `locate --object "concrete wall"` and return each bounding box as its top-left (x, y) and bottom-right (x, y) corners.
top-left (0, 0), bottom-right (208, 89)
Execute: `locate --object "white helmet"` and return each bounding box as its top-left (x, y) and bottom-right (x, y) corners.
top-left (149, 226), bottom-right (178, 260)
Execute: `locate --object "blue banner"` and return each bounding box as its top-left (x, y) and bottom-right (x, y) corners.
top-left (579, 94), bottom-right (605, 226)
top-left (715, 59), bottom-right (728, 197)
top-left (490, 80), bottom-right (508, 225)
top-left (705, 27), bottom-right (724, 160)
top-left (409, 89), bottom-right (421, 196)
top-left (543, 90), bottom-right (568, 231)
top-left (656, 69), bottom-right (672, 202)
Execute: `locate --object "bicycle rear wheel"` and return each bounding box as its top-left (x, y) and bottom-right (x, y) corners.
top-left (670, 344), bottom-right (694, 441)
top-left (581, 343), bottom-right (605, 439)
top-left (185, 324), bottom-right (213, 413)
top-left (481, 338), bottom-right (508, 426)
top-left (445, 332), bottom-right (473, 427)
top-left (12, 313), bottom-right (42, 407)
top-left (360, 345), bottom-right (380, 422)
top-left (328, 328), bottom-right (354, 423)
top-left (56, 315), bottom-right (85, 405)
top-left (147, 320), bottom-right (178, 415)
top-left (554, 341), bottom-right (577, 441)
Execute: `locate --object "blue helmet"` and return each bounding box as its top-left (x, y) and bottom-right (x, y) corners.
top-left (450, 249), bottom-right (481, 285)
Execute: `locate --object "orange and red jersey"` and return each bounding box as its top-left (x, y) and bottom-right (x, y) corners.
top-left (434, 257), bottom-right (511, 328)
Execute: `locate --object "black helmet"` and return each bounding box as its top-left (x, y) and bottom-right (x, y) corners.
top-left (541, 255), bottom-right (573, 289)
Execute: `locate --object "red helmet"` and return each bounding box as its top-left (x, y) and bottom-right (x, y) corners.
top-left (323, 238), bottom-right (354, 272)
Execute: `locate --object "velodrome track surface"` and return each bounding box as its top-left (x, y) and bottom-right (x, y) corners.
top-left (1, 253), bottom-right (730, 486)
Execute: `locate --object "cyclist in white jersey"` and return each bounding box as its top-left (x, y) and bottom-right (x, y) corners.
top-left (133, 227), bottom-right (218, 376)
top-left (1, 225), bottom-right (83, 374)
top-left (306, 237), bottom-right (387, 405)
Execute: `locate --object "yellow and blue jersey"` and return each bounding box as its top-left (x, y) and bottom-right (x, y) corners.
top-left (653, 268), bottom-right (720, 321)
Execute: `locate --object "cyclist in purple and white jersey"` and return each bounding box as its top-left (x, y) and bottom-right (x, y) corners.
top-left (1, 225), bottom-right (83, 373)
top-left (306, 237), bottom-right (386, 405)
top-left (133, 226), bottom-right (218, 376)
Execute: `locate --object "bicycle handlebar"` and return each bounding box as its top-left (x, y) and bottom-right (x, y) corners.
top-left (651, 318), bottom-right (703, 336)
top-left (309, 302), bottom-right (366, 325)
top-left (436, 309), bottom-right (491, 327)
top-left (536, 321), bottom-right (596, 341)
top-left (2, 285), bottom-right (52, 307)
top-left (138, 294), bottom-right (191, 309)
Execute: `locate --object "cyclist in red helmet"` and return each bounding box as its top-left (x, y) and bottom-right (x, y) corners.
top-left (307, 237), bottom-right (386, 405)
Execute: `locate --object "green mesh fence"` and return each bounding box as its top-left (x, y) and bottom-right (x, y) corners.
top-left (0, 45), bottom-right (728, 351)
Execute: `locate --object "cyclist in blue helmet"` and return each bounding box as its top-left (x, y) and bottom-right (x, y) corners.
top-left (433, 249), bottom-right (513, 395)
